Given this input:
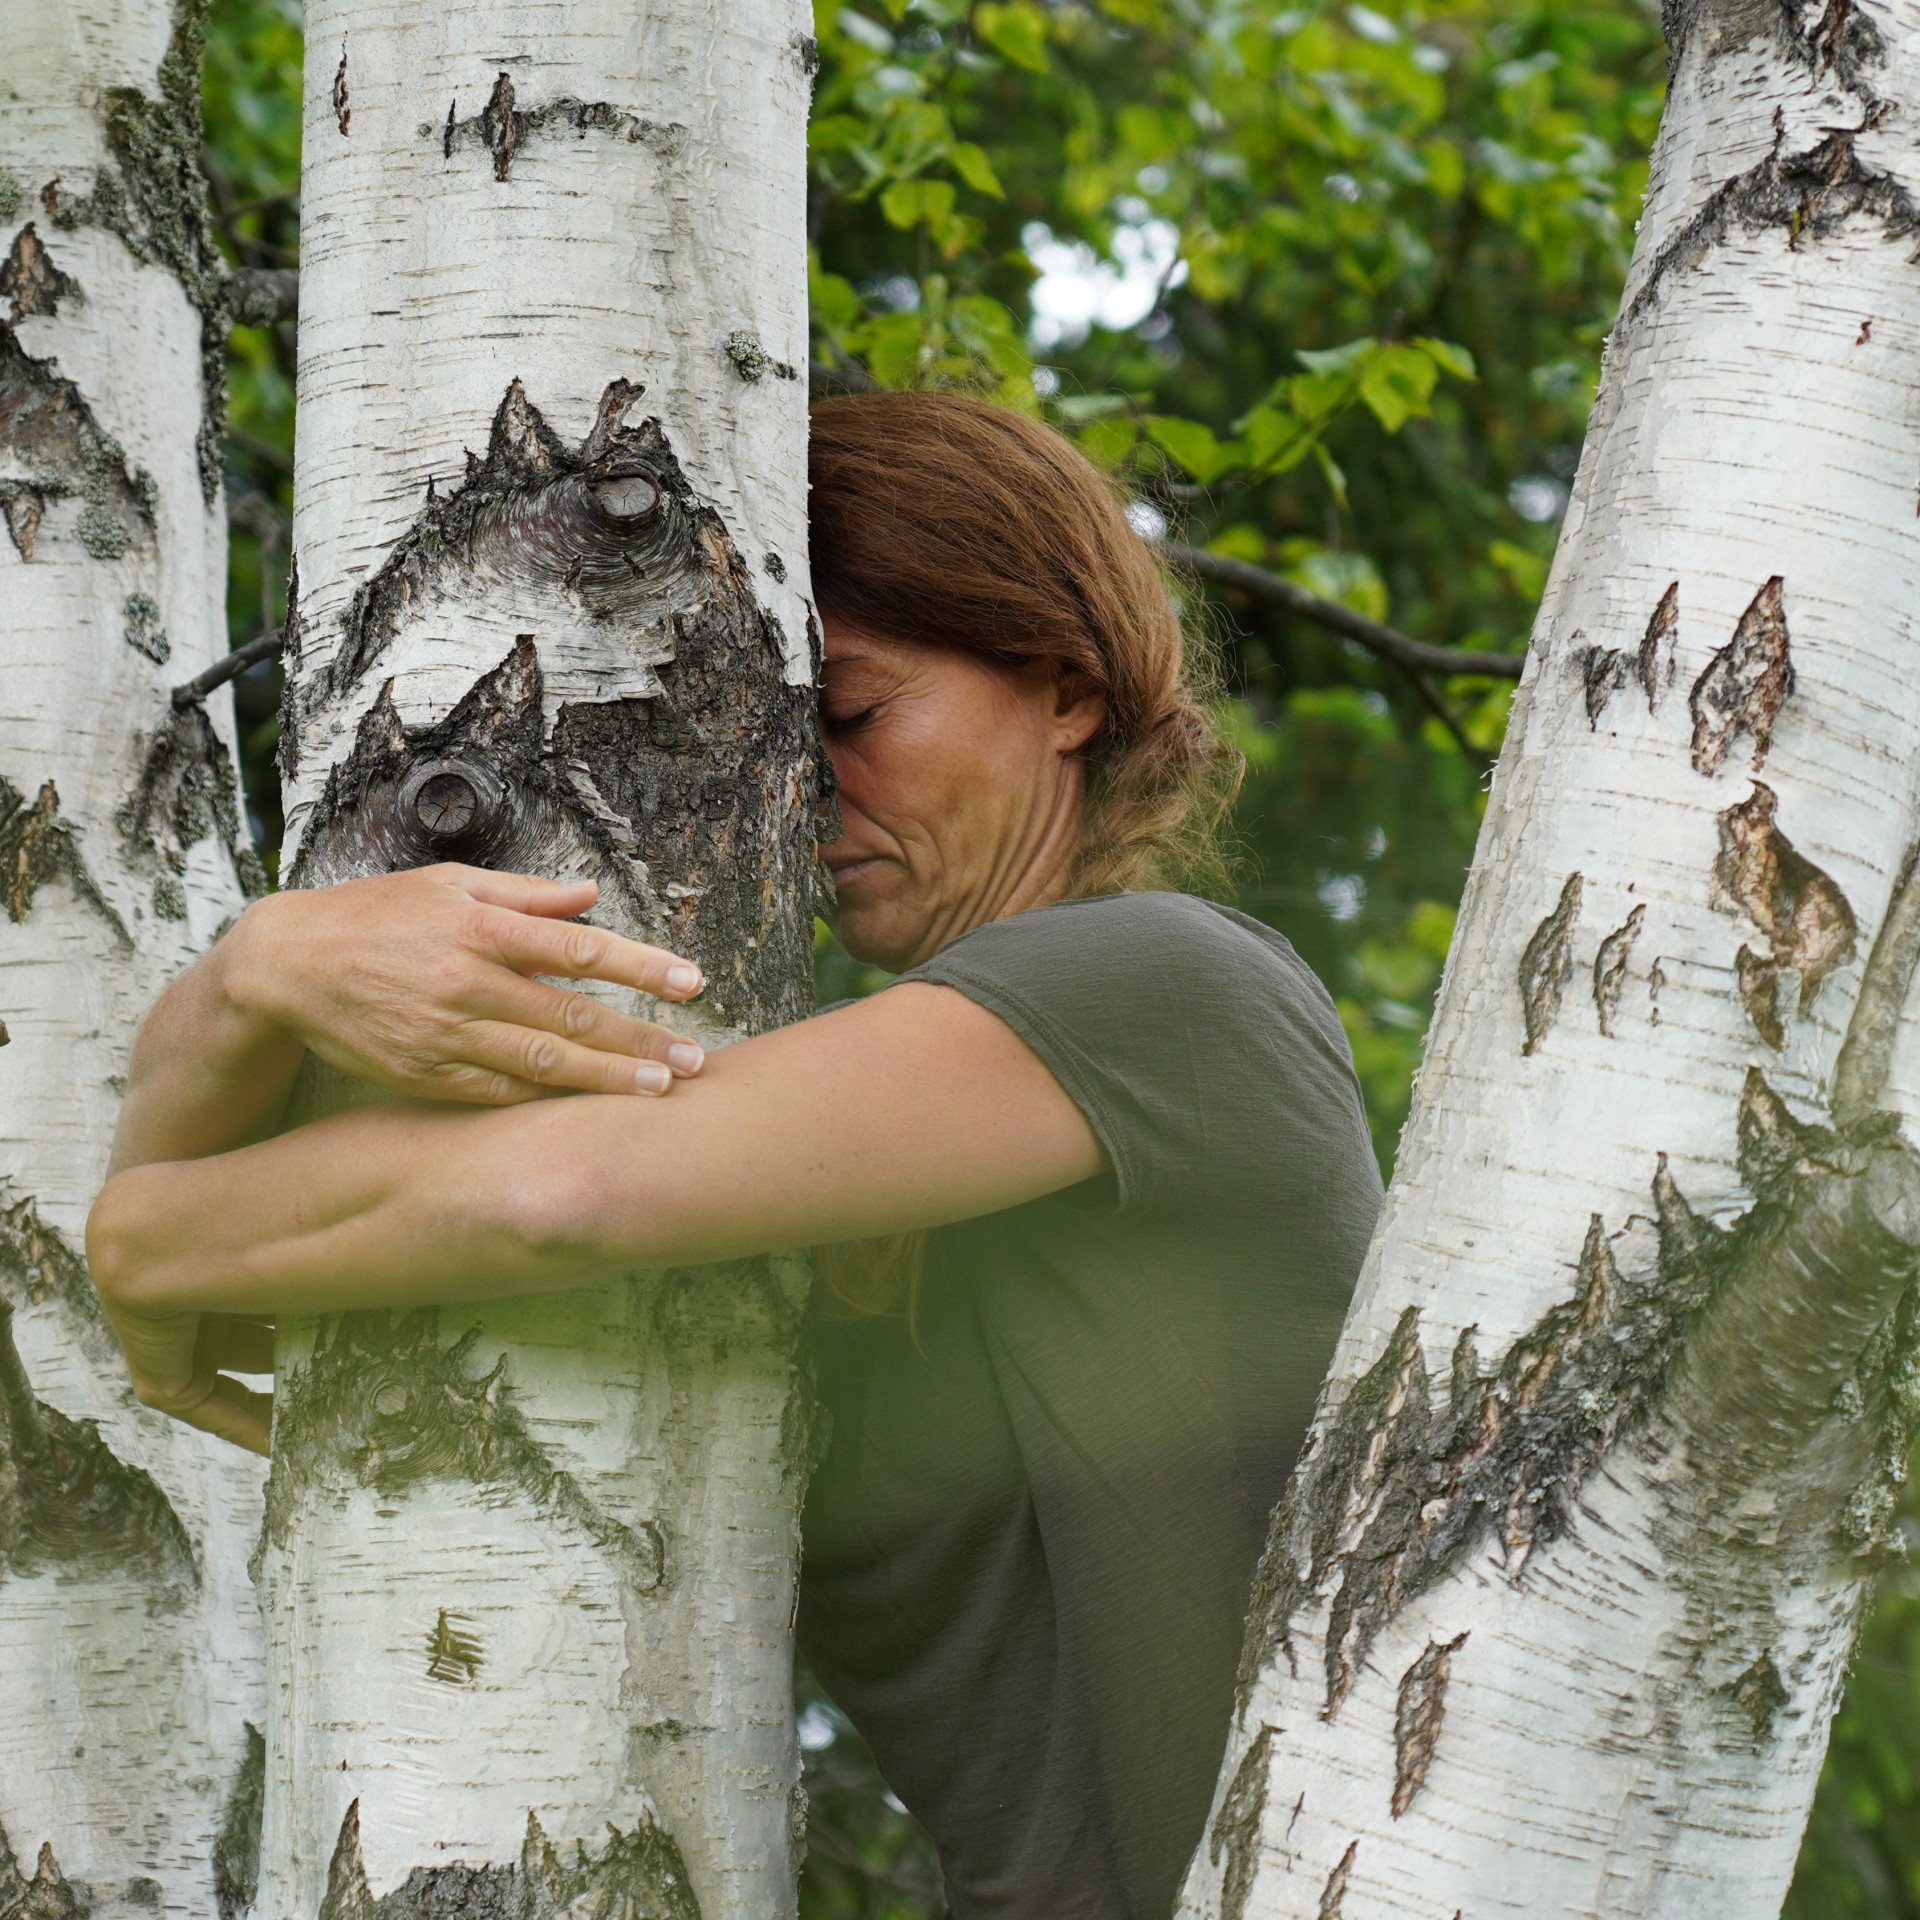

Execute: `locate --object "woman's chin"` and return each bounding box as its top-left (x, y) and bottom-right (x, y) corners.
top-left (828, 902), bottom-right (921, 975)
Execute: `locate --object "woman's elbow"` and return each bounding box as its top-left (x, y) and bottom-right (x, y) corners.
top-left (86, 1167), bottom-right (164, 1309)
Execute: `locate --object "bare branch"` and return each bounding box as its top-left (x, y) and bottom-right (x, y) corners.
top-left (171, 631), bottom-right (285, 710)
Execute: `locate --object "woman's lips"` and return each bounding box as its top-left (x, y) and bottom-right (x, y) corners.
top-left (827, 856), bottom-right (886, 890)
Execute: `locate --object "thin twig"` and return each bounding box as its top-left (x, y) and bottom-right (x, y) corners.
top-left (171, 630), bottom-right (285, 710)
top-left (1161, 542), bottom-right (1524, 680)
top-left (1410, 668), bottom-right (1492, 770)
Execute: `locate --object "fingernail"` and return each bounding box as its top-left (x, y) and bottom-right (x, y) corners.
top-left (666, 964), bottom-right (702, 996)
top-left (633, 1061), bottom-right (672, 1094)
top-left (668, 1042), bottom-right (704, 1075)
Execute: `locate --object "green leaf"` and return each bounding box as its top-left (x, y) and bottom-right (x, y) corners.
top-left (1076, 415), bottom-right (1139, 470)
top-left (1240, 404), bottom-right (1315, 474)
top-left (1294, 336), bottom-right (1376, 376)
top-left (1415, 336), bottom-right (1477, 381)
top-left (1488, 539), bottom-right (1549, 601)
top-left (1357, 343), bottom-right (1439, 432)
top-left (974, 1), bottom-right (1050, 71)
top-left (880, 177), bottom-right (958, 229)
top-left (1144, 415), bottom-right (1244, 483)
top-left (948, 140), bottom-right (1005, 197)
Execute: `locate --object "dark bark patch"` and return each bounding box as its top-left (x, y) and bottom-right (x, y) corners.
top-left (723, 332), bottom-right (797, 383)
top-left (1577, 645), bottom-right (1628, 728)
top-left (1208, 1725), bottom-right (1274, 1920)
top-left (425, 1609), bottom-right (484, 1684)
top-left (1713, 781), bottom-right (1857, 1030)
top-left (124, 592), bottom-right (170, 664)
top-left (1690, 577), bottom-right (1793, 776)
top-left (441, 86), bottom-right (685, 175)
top-left (332, 47), bottom-right (350, 136)
top-left (1722, 1651), bottom-right (1791, 1748)
top-left (1392, 1633), bottom-right (1468, 1817)
top-left (0, 1301), bottom-right (197, 1592)
top-left (212, 1723), bottom-right (265, 1920)
top-left (0, 1188), bottom-right (99, 1325)
top-left (40, 0), bottom-right (230, 499)
top-left (1593, 902), bottom-right (1646, 1037)
top-left (1640, 580), bottom-right (1679, 710)
top-left (1316, 1841), bottom-right (1356, 1920)
top-left (1735, 942), bottom-right (1786, 1049)
top-left (0, 1829), bottom-right (86, 1920)
top-left (119, 701), bottom-right (268, 901)
top-left (320, 1800), bottom-right (700, 1920)
top-left (1624, 131), bottom-right (1915, 340)
top-left (259, 1310), bottom-right (665, 1593)
top-left (791, 32), bottom-right (821, 74)
top-left (295, 378), bottom-right (826, 1035)
top-left (0, 775), bottom-right (129, 946)
top-left (1518, 871), bottom-right (1583, 1055)
top-left (1, 225), bottom-right (79, 326)
top-left (0, 320), bottom-right (157, 561)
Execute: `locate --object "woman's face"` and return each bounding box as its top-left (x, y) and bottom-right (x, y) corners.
top-left (818, 616), bottom-right (1107, 972)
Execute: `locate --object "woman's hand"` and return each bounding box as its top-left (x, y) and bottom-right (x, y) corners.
top-left (103, 1298), bottom-right (276, 1456)
top-left (221, 864), bottom-right (708, 1105)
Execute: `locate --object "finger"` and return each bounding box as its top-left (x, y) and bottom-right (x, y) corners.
top-left (196, 1315), bottom-right (276, 1374)
top-left (174, 1376), bottom-right (273, 1456)
top-left (477, 978), bottom-right (707, 1076)
top-left (439, 867), bottom-right (602, 919)
top-left (442, 1019), bottom-right (680, 1096)
top-left (481, 914), bottom-right (704, 1001)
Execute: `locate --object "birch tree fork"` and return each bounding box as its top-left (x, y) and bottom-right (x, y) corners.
top-left (262, 5), bottom-right (820, 1918)
top-left (1178, 3), bottom-right (1920, 1915)
top-left (0, 1), bottom-right (268, 1915)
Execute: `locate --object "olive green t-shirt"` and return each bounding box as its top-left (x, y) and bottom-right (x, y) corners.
top-left (797, 892), bottom-right (1382, 1920)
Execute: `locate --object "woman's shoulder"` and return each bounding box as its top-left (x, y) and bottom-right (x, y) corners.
top-left (919, 891), bottom-right (1319, 1003)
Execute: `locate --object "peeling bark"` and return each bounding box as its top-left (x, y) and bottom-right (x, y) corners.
top-left (1518, 871), bottom-right (1583, 1054)
top-left (1593, 902), bottom-right (1646, 1036)
top-left (1391, 1635), bottom-right (1466, 1818)
top-left (1690, 576), bottom-right (1794, 776)
top-left (1640, 580), bottom-right (1679, 709)
top-left (438, 75), bottom-right (685, 180)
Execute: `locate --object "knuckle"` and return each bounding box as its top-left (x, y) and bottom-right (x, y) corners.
top-left (519, 1034), bottom-right (561, 1082)
top-left (562, 927), bottom-right (602, 973)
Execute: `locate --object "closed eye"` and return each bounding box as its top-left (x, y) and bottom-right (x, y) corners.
top-left (823, 705), bottom-right (878, 737)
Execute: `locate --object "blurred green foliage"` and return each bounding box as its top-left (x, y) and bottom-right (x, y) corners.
top-left (196, 0), bottom-right (1920, 1909)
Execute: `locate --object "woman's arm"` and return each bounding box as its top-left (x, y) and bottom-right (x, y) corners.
top-left (109, 864), bottom-right (710, 1175)
top-left (88, 980), bottom-right (1105, 1448)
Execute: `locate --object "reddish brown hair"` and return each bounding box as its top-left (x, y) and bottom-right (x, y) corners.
top-left (807, 390), bottom-right (1239, 897)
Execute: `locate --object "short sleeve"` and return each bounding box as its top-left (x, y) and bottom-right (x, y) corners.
top-left (896, 891), bottom-right (1376, 1217)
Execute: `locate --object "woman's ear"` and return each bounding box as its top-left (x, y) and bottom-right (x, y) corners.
top-left (1051, 669), bottom-right (1108, 755)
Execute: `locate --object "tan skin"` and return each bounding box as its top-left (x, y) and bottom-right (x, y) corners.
top-left (86, 617), bottom-right (1112, 1454)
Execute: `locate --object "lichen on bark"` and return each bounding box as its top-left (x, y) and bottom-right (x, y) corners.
top-left (37, 0), bottom-right (230, 498)
top-left (119, 700), bottom-right (269, 906)
top-left (212, 1724), bottom-right (266, 1920)
top-left (317, 1799), bottom-right (700, 1920)
top-left (0, 1826), bottom-right (85, 1920)
top-left (0, 775), bottom-right (130, 946)
top-left (258, 1310), bottom-right (665, 1592)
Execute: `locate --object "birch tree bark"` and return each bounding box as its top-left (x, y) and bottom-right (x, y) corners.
top-left (0, 3), bottom-right (269, 1916)
top-left (258, 6), bottom-right (821, 1919)
top-left (1179, 3), bottom-right (1920, 1914)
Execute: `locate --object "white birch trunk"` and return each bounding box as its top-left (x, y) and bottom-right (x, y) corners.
top-left (260, 6), bottom-right (819, 1918)
top-left (1180, 3), bottom-right (1920, 1915)
top-left (0, 4), bottom-right (268, 1916)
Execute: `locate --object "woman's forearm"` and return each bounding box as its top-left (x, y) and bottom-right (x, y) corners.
top-left (109, 909), bottom-right (307, 1176)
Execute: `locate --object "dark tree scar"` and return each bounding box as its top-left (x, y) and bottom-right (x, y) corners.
top-left (1, 225), bottom-right (78, 326)
top-left (425, 1608), bottom-right (484, 1684)
top-left (119, 702), bottom-right (268, 904)
top-left (0, 1301), bottom-right (197, 1592)
top-left (293, 377), bottom-right (827, 1036)
top-left (724, 332), bottom-right (798, 383)
top-left (1577, 645), bottom-right (1628, 729)
top-left (0, 775), bottom-right (130, 947)
top-left (1, 318), bottom-right (157, 562)
top-left (259, 1310), bottom-right (665, 1593)
top-left (0, 1187), bottom-right (99, 1326)
top-left (0, 1825), bottom-right (86, 1920)
top-left (318, 1798), bottom-right (700, 1920)
top-left (333, 47), bottom-right (350, 136)
top-left (440, 88), bottom-right (686, 176)
top-left (1519, 871), bottom-right (1583, 1055)
top-left (1593, 903), bottom-right (1646, 1037)
top-left (1723, 1651), bottom-right (1791, 1750)
top-left (1392, 1633), bottom-right (1468, 1817)
top-left (1208, 1726), bottom-right (1274, 1920)
top-left (212, 1724), bottom-right (265, 1920)
top-left (1713, 781), bottom-right (1857, 1038)
top-left (1639, 581), bottom-right (1679, 710)
top-left (1691, 577), bottom-right (1793, 777)
top-left (1316, 1840), bottom-right (1357, 1920)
